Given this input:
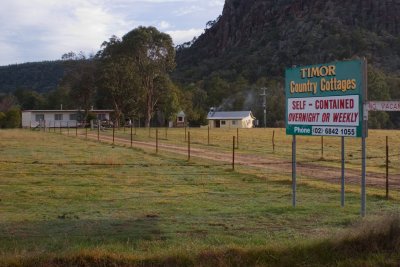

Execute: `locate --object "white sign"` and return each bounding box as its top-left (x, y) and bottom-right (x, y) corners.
top-left (367, 101), bottom-right (400, 111)
top-left (287, 95), bottom-right (360, 127)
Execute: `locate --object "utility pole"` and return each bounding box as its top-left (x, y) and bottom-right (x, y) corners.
top-left (260, 87), bottom-right (267, 128)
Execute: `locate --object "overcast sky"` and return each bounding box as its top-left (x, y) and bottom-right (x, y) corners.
top-left (0, 0), bottom-right (224, 66)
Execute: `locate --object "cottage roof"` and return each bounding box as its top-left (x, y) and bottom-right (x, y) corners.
top-left (22, 109), bottom-right (114, 113)
top-left (207, 111), bottom-right (255, 120)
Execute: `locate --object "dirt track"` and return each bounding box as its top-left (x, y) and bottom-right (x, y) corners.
top-left (84, 132), bottom-right (400, 190)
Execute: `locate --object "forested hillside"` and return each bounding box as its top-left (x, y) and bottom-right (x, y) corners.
top-left (175, 0), bottom-right (400, 82)
top-left (1, 0), bottom-right (400, 128)
top-left (173, 0), bottom-right (400, 127)
top-left (0, 61), bottom-right (65, 93)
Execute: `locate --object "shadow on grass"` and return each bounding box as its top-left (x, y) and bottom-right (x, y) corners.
top-left (0, 215), bottom-right (163, 253)
top-left (3, 215), bottom-right (400, 267)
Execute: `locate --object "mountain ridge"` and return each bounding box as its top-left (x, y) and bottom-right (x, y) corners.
top-left (175, 0), bottom-right (400, 83)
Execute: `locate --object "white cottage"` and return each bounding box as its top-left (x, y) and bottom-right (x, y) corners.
top-left (207, 111), bottom-right (256, 129)
top-left (21, 109), bottom-right (114, 128)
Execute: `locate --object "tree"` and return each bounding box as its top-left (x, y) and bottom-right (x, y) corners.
top-left (154, 76), bottom-right (181, 126)
top-left (97, 55), bottom-right (142, 126)
top-left (43, 87), bottom-right (71, 109)
top-left (181, 83), bottom-right (208, 126)
top-left (14, 88), bottom-right (46, 110)
top-left (367, 67), bottom-right (391, 128)
top-left (4, 108), bottom-right (21, 128)
top-left (0, 94), bottom-right (18, 112)
top-left (118, 26), bottom-right (176, 127)
top-left (61, 52), bottom-right (98, 121)
top-left (97, 27), bottom-right (176, 127)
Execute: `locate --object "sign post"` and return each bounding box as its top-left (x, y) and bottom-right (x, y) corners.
top-left (285, 59), bottom-right (367, 215)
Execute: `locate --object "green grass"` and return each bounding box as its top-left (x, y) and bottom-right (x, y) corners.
top-left (95, 127), bottom-right (400, 174)
top-left (1, 129), bottom-right (400, 266)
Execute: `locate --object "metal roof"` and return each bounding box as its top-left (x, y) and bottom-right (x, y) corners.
top-left (207, 111), bottom-right (255, 120)
top-left (22, 109), bottom-right (114, 113)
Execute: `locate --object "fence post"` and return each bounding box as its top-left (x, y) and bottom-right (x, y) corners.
top-left (97, 120), bottom-right (100, 141)
top-left (67, 122), bottom-right (69, 135)
top-left (321, 136), bottom-right (324, 159)
top-left (232, 136), bottom-right (236, 170)
top-left (76, 121), bottom-right (78, 136)
top-left (272, 130), bottom-right (275, 153)
top-left (236, 128), bottom-right (239, 149)
top-left (187, 131), bottom-right (190, 161)
top-left (185, 126), bottom-right (187, 142)
top-left (386, 136), bottom-right (389, 199)
top-left (112, 122), bottom-right (115, 145)
top-left (208, 125), bottom-right (210, 145)
top-left (134, 119), bottom-right (137, 135)
top-left (156, 128), bottom-right (159, 154)
top-left (130, 124), bottom-right (133, 148)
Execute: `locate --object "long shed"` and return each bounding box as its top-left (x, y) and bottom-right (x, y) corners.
top-left (22, 109), bottom-right (113, 128)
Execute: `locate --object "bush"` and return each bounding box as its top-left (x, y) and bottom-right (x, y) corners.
top-left (0, 108), bottom-right (21, 128)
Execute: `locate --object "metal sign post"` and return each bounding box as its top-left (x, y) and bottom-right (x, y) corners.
top-left (292, 135), bottom-right (297, 207)
top-left (285, 59), bottom-right (367, 212)
top-left (361, 59), bottom-right (368, 217)
top-left (341, 136), bottom-right (345, 207)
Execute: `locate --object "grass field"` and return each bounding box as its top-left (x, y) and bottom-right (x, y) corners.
top-left (1, 128), bottom-right (400, 266)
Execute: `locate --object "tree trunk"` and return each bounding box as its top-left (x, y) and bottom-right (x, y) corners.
top-left (145, 93), bottom-right (152, 128)
top-left (145, 80), bottom-right (154, 128)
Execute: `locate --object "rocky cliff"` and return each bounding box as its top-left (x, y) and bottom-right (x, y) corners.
top-left (175, 0), bottom-right (400, 82)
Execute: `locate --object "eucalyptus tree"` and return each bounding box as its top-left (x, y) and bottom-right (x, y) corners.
top-left (97, 54), bottom-right (142, 126)
top-left (60, 51), bottom-right (98, 121)
top-left (98, 27), bottom-right (176, 127)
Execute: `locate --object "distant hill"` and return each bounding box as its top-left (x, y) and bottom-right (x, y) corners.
top-left (175, 0), bottom-right (400, 83)
top-left (0, 61), bottom-right (65, 94)
top-left (1, 0), bottom-right (400, 128)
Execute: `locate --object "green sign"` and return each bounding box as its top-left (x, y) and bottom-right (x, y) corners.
top-left (285, 60), bottom-right (366, 137)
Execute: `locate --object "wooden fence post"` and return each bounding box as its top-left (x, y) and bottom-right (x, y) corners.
top-left (112, 122), bottom-right (115, 145)
top-left (236, 128), bottom-right (239, 149)
top-left (130, 124), bottom-right (133, 148)
top-left (185, 126), bottom-right (187, 142)
top-left (156, 128), bottom-right (159, 153)
top-left (208, 125), bottom-right (210, 145)
top-left (232, 136), bottom-right (236, 170)
top-left (272, 130), bottom-right (275, 153)
top-left (386, 136), bottom-right (389, 199)
top-left (321, 136), bottom-right (324, 159)
top-left (187, 131), bottom-right (191, 161)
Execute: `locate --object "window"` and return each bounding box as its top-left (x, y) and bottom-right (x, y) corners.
top-left (177, 116), bottom-right (184, 122)
top-left (54, 114), bottom-right (63, 121)
top-left (69, 113), bottom-right (78, 120)
top-left (97, 113), bottom-right (107, 120)
top-left (35, 114), bottom-right (44, 122)
top-left (232, 120), bottom-right (236, 125)
top-left (221, 120), bottom-right (226, 125)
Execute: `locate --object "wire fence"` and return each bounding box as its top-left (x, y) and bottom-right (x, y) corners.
top-left (1, 128), bottom-right (400, 245)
